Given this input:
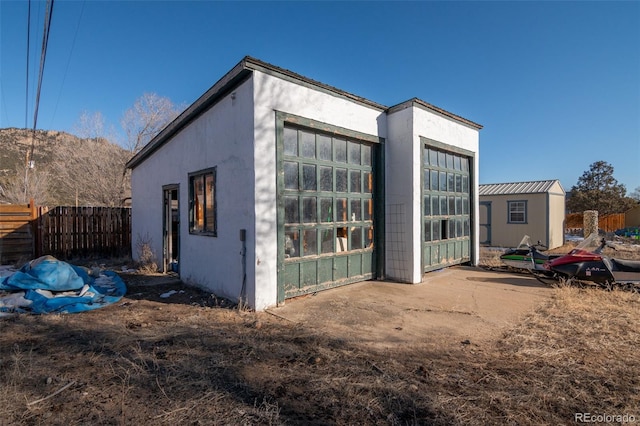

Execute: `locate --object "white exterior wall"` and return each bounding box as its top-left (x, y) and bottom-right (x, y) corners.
top-left (386, 107), bottom-right (417, 282)
top-left (131, 78), bottom-right (256, 303)
top-left (386, 104), bottom-right (480, 283)
top-left (251, 71), bottom-right (386, 309)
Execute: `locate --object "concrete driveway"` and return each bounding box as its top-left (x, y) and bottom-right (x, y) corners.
top-left (267, 266), bottom-right (552, 349)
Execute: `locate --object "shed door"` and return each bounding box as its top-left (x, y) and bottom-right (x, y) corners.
top-left (279, 125), bottom-right (379, 300)
top-left (479, 201), bottom-right (491, 245)
top-left (422, 144), bottom-right (472, 272)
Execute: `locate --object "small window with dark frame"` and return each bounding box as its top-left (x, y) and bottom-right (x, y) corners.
top-left (189, 167), bottom-right (216, 235)
top-left (508, 200), bottom-right (527, 224)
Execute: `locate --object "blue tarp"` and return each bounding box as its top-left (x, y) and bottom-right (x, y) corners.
top-left (0, 256), bottom-right (126, 315)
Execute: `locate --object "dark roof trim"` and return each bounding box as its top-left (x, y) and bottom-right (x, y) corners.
top-left (388, 98), bottom-right (483, 130)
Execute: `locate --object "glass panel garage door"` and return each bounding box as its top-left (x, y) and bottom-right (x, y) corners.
top-left (282, 126), bottom-right (377, 299)
top-left (423, 144), bottom-right (471, 272)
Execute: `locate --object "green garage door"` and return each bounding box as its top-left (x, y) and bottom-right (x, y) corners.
top-left (278, 121), bottom-right (381, 301)
top-left (422, 141), bottom-right (473, 272)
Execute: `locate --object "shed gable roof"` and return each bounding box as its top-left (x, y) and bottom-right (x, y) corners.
top-left (479, 180), bottom-right (564, 196)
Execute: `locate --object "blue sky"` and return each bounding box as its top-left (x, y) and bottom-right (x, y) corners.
top-left (1, 1), bottom-right (639, 192)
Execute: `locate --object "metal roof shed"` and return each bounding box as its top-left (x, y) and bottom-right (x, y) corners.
top-left (479, 180), bottom-right (565, 249)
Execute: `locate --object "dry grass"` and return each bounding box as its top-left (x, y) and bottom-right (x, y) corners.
top-left (1, 268), bottom-right (639, 424)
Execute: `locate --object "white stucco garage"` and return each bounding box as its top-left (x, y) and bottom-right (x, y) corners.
top-left (126, 56), bottom-right (482, 310)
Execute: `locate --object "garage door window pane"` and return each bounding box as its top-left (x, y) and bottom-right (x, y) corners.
top-left (351, 199), bottom-right (362, 221)
top-left (319, 166), bottom-right (333, 191)
top-left (350, 170), bottom-right (361, 193)
top-left (303, 229), bottom-right (317, 256)
top-left (363, 199), bottom-right (372, 221)
top-left (300, 131), bottom-right (315, 158)
top-left (440, 196), bottom-right (448, 215)
top-left (365, 227), bottom-right (374, 248)
top-left (363, 172), bottom-right (373, 193)
top-left (284, 196), bottom-right (299, 224)
top-left (430, 170), bottom-right (438, 191)
top-left (318, 135), bottom-right (332, 160)
top-left (336, 198), bottom-right (347, 222)
top-left (362, 144), bottom-right (371, 166)
top-left (348, 141), bottom-right (361, 164)
top-left (285, 229), bottom-right (299, 258)
top-left (424, 195), bottom-right (431, 216)
top-left (351, 227), bottom-right (362, 249)
top-left (303, 197), bottom-right (317, 223)
top-left (335, 138), bottom-right (347, 162)
top-left (320, 229), bottom-right (334, 254)
top-left (439, 171), bottom-right (447, 191)
top-left (432, 221), bottom-right (441, 240)
top-left (284, 128), bottom-right (298, 156)
top-left (320, 198), bottom-right (333, 223)
top-left (284, 162), bottom-right (298, 190)
top-left (425, 221), bottom-right (432, 242)
top-left (336, 168), bottom-right (347, 192)
top-left (431, 196), bottom-right (440, 215)
top-left (302, 165), bottom-right (316, 190)
top-left (429, 149), bottom-right (438, 166)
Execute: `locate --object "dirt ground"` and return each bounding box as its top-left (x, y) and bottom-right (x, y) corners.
top-left (1, 244), bottom-right (639, 425)
top-left (269, 267), bottom-right (551, 351)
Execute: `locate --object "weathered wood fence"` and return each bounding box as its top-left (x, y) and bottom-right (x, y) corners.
top-left (38, 206), bottom-right (131, 260)
top-left (0, 201), bottom-right (131, 264)
top-left (565, 212), bottom-right (626, 233)
top-left (0, 202), bottom-right (37, 264)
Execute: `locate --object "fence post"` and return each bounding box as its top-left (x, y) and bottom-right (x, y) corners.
top-left (29, 198), bottom-right (37, 258)
top-left (584, 210), bottom-right (598, 238)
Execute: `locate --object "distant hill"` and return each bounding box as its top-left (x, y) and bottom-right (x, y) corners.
top-left (0, 128), bottom-right (131, 206)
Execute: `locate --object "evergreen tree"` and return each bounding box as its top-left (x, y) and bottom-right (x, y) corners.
top-left (567, 161), bottom-right (637, 215)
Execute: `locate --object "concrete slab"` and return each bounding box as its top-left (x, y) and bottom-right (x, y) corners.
top-left (267, 266), bottom-right (552, 349)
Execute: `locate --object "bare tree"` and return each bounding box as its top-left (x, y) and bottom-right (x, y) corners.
top-left (120, 93), bottom-right (183, 153)
top-left (0, 163), bottom-right (53, 205)
top-left (74, 111), bottom-right (105, 141)
top-left (44, 112), bottom-right (130, 206)
top-left (51, 138), bottom-right (129, 206)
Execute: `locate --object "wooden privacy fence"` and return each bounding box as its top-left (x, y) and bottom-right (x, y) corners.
top-left (38, 206), bottom-right (131, 260)
top-left (0, 202), bottom-right (131, 264)
top-left (565, 213), bottom-right (626, 233)
top-left (0, 202), bottom-right (37, 264)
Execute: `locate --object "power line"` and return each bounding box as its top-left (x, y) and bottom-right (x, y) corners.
top-left (50, 0), bottom-right (86, 127)
top-left (31, 0), bottom-right (55, 134)
top-left (23, 0), bottom-right (55, 202)
top-left (25, 0), bottom-right (31, 129)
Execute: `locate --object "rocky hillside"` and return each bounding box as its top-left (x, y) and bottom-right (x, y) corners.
top-left (0, 128), bottom-right (132, 206)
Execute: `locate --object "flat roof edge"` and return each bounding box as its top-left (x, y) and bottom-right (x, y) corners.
top-left (388, 98), bottom-right (483, 130)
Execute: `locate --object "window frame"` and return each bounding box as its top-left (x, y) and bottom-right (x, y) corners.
top-left (507, 200), bottom-right (527, 224)
top-left (188, 167), bottom-right (217, 236)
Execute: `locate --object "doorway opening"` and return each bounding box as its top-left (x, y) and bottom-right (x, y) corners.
top-left (163, 186), bottom-right (179, 273)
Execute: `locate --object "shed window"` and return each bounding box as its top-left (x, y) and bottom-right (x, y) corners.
top-left (189, 167), bottom-right (216, 235)
top-left (508, 200), bottom-right (527, 224)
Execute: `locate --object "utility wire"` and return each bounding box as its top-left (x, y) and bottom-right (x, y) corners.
top-left (24, 0), bottom-right (54, 202)
top-left (50, 0), bottom-right (85, 127)
top-left (25, 0), bottom-right (31, 130)
top-left (32, 0), bottom-right (55, 134)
